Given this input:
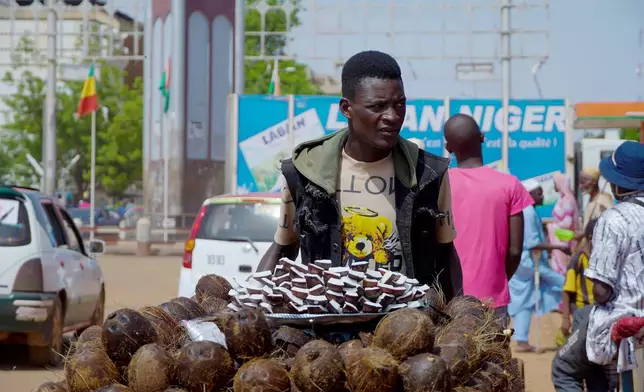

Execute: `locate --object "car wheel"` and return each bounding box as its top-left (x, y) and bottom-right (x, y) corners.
top-left (28, 297), bottom-right (64, 367)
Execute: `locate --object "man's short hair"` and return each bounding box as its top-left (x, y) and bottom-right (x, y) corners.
top-left (341, 50), bottom-right (402, 100)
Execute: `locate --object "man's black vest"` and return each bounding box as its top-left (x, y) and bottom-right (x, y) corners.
top-left (280, 151), bottom-right (451, 285)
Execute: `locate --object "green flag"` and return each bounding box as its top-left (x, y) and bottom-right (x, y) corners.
top-left (159, 58), bottom-right (171, 113)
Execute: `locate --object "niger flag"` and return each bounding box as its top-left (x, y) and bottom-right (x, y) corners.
top-left (77, 64), bottom-right (99, 117)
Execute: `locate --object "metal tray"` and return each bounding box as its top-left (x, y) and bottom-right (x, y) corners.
top-left (266, 312), bottom-right (389, 326)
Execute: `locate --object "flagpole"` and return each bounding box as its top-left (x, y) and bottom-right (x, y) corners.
top-left (163, 112), bottom-right (169, 243)
top-left (89, 109), bottom-right (96, 242)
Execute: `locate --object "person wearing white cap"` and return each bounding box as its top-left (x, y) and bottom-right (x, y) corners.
top-left (508, 178), bottom-right (567, 353)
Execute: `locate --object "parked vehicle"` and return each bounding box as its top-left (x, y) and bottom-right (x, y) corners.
top-left (0, 185), bottom-right (106, 366)
top-left (69, 207), bottom-right (122, 227)
top-left (177, 193), bottom-right (299, 297)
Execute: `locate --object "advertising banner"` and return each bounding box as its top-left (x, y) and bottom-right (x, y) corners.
top-left (237, 96), bottom-right (566, 216)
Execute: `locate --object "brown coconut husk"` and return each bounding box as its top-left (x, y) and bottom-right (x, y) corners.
top-left (346, 347), bottom-right (399, 392)
top-left (233, 358), bottom-right (290, 392)
top-left (398, 353), bottom-right (452, 392)
top-left (358, 331), bottom-right (373, 347)
top-left (212, 308), bottom-right (273, 361)
top-left (70, 326), bottom-right (104, 355)
top-left (139, 306), bottom-right (184, 350)
top-left (101, 309), bottom-right (158, 372)
top-left (158, 301), bottom-right (196, 324)
top-left (170, 297), bottom-right (206, 319)
top-left (290, 340), bottom-right (346, 392)
top-left (95, 385), bottom-right (133, 392)
top-left (200, 297), bottom-right (229, 315)
top-left (33, 381), bottom-right (68, 392)
top-left (127, 343), bottom-right (174, 392)
top-left (465, 371), bottom-right (495, 391)
top-left (164, 388), bottom-right (189, 392)
top-left (435, 344), bottom-right (472, 386)
top-left (272, 326), bottom-right (312, 358)
top-left (481, 361), bottom-right (510, 392)
top-left (175, 341), bottom-right (236, 392)
top-left (453, 388), bottom-right (478, 392)
top-left (444, 295), bottom-right (487, 319)
top-left (435, 331), bottom-right (478, 362)
top-left (373, 308), bottom-right (436, 361)
top-left (337, 339), bottom-right (364, 366)
top-left (468, 316), bottom-right (512, 365)
top-left (506, 359), bottom-right (525, 392)
top-left (65, 346), bottom-right (120, 392)
top-left (424, 284), bottom-right (449, 326)
top-left (195, 274), bottom-right (232, 302)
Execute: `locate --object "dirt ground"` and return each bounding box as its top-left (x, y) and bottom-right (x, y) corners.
top-left (2, 254), bottom-right (559, 392)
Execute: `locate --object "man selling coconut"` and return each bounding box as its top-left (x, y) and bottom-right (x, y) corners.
top-left (257, 50), bottom-right (462, 301)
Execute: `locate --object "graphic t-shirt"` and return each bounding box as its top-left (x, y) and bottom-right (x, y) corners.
top-left (274, 150), bottom-right (456, 274)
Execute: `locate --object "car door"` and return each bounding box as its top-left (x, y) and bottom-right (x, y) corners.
top-left (39, 199), bottom-right (85, 325)
top-left (57, 206), bottom-right (101, 317)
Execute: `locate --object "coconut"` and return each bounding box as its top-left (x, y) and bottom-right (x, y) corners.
top-left (65, 346), bottom-right (120, 392)
top-left (398, 353), bottom-right (451, 392)
top-left (139, 306), bottom-right (183, 349)
top-left (337, 339), bottom-right (364, 366)
top-left (213, 308), bottom-right (273, 361)
top-left (435, 331), bottom-right (478, 361)
top-left (127, 343), bottom-right (174, 392)
top-left (481, 361), bottom-right (510, 392)
top-left (233, 358), bottom-right (290, 392)
top-left (195, 274), bottom-right (232, 302)
top-left (358, 331), bottom-right (373, 347)
top-left (423, 287), bottom-right (448, 325)
top-left (272, 326), bottom-right (312, 358)
top-left (346, 347), bottom-right (399, 392)
top-left (159, 301), bottom-right (195, 324)
top-left (200, 297), bottom-right (229, 315)
top-left (436, 344), bottom-right (471, 385)
top-left (164, 389), bottom-right (189, 392)
top-left (34, 382), bottom-right (68, 392)
top-left (373, 308), bottom-right (436, 361)
top-left (465, 371), bottom-right (495, 391)
top-left (453, 388), bottom-right (477, 392)
top-left (291, 340), bottom-right (346, 392)
top-left (175, 341), bottom-right (235, 392)
top-left (95, 385), bottom-right (133, 392)
top-left (170, 297), bottom-right (206, 319)
top-left (102, 308), bottom-right (158, 370)
top-left (72, 325), bottom-right (104, 354)
top-left (506, 359), bottom-right (525, 392)
top-left (445, 295), bottom-right (487, 319)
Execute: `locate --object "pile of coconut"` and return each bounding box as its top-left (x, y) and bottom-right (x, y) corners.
top-left (229, 258), bottom-right (431, 314)
top-left (34, 273), bottom-right (525, 392)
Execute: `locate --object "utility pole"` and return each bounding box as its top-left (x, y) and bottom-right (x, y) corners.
top-left (44, 0), bottom-right (58, 196)
top-left (500, 0), bottom-right (512, 172)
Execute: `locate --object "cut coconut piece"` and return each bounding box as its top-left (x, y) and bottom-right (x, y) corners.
top-left (307, 305), bottom-right (327, 314)
top-left (289, 268), bottom-right (305, 280)
top-left (227, 303), bottom-right (241, 312)
top-left (266, 293), bottom-right (284, 304)
top-left (292, 278), bottom-right (307, 289)
top-left (366, 270), bottom-right (382, 280)
top-left (308, 263), bottom-right (325, 276)
top-left (380, 271), bottom-right (394, 285)
top-left (249, 294), bottom-right (264, 304)
top-left (384, 303), bottom-right (407, 312)
top-left (228, 289), bottom-right (240, 297)
top-left (309, 284), bottom-right (325, 296)
top-left (364, 287), bottom-right (381, 300)
top-left (396, 291), bottom-right (414, 304)
top-left (306, 295), bottom-right (328, 306)
top-left (252, 270), bottom-right (272, 281)
top-left (362, 278), bottom-right (379, 288)
top-left (292, 287), bottom-right (309, 300)
top-left (314, 259), bottom-right (332, 270)
top-left (407, 301), bottom-right (423, 309)
top-left (327, 278), bottom-right (344, 292)
top-left (348, 270), bottom-right (366, 282)
top-left (349, 261), bottom-right (369, 272)
top-left (393, 275), bottom-right (407, 286)
top-left (232, 277), bottom-right (246, 290)
top-left (246, 286), bottom-right (264, 296)
top-left (305, 274), bottom-right (324, 288)
top-left (417, 284), bottom-right (430, 293)
top-left (358, 296), bottom-right (366, 308)
top-left (325, 290), bottom-right (345, 304)
top-left (323, 270), bottom-right (341, 283)
top-left (284, 291), bottom-right (304, 306)
top-left (377, 293), bottom-right (395, 308)
top-left (275, 286), bottom-right (290, 297)
top-left (241, 302), bottom-right (258, 308)
top-left (328, 300), bottom-right (343, 314)
top-left (329, 266), bottom-right (349, 277)
top-left (262, 286), bottom-right (273, 296)
top-left (292, 263), bottom-right (308, 274)
top-left (363, 301), bottom-right (383, 313)
top-left (341, 276), bottom-right (361, 290)
top-left (406, 278), bottom-right (419, 286)
top-left (345, 291), bottom-right (360, 306)
top-left (272, 274), bottom-right (290, 285)
top-left (279, 281), bottom-right (292, 290)
top-left (260, 302), bottom-right (273, 313)
top-left (412, 288), bottom-right (425, 300)
top-left (287, 302), bottom-right (308, 314)
top-left (343, 302), bottom-right (359, 314)
top-left (274, 264), bottom-right (286, 276)
top-left (378, 283), bottom-right (405, 296)
top-left (402, 283), bottom-right (414, 294)
top-left (238, 294), bottom-right (251, 302)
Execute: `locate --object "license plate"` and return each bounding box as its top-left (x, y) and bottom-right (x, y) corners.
top-left (207, 255), bottom-right (225, 265)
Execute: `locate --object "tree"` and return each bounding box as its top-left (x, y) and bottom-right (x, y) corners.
top-left (244, 0), bottom-right (322, 95)
top-left (1, 36), bottom-right (143, 199)
top-left (622, 128), bottom-right (641, 141)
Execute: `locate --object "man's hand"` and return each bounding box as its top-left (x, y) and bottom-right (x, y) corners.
top-left (558, 245), bottom-right (572, 256)
top-left (561, 317), bottom-right (571, 335)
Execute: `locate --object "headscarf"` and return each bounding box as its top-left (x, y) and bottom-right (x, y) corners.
top-left (522, 179), bottom-right (541, 192)
top-left (582, 167), bottom-right (601, 183)
top-left (555, 173), bottom-right (576, 200)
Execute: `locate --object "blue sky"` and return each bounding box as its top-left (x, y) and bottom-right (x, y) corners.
top-left (117, 0), bottom-right (643, 102)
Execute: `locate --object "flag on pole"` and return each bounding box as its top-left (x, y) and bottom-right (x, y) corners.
top-left (268, 58), bottom-right (280, 96)
top-left (160, 57), bottom-right (171, 113)
top-left (77, 64), bottom-right (99, 117)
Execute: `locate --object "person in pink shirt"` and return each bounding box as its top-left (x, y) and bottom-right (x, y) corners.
top-left (444, 114), bottom-right (534, 321)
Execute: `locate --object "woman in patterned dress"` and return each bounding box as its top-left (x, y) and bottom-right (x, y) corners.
top-left (547, 174), bottom-right (580, 276)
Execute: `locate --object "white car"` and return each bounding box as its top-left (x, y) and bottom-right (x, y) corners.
top-left (0, 185), bottom-right (106, 366)
top-left (178, 193), bottom-right (300, 297)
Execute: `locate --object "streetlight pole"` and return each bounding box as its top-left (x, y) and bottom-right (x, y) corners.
top-left (44, 0), bottom-right (58, 195)
top-left (500, 0), bottom-right (512, 173)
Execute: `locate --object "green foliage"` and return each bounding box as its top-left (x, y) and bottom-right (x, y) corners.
top-left (244, 0), bottom-right (322, 95)
top-left (1, 36), bottom-right (142, 198)
top-left (622, 128), bottom-right (641, 141)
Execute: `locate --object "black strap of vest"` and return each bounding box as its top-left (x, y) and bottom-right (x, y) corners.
top-left (627, 198), bottom-right (644, 209)
top-left (280, 159), bottom-right (300, 206)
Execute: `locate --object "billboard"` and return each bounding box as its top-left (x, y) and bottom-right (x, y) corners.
top-left (236, 96), bottom-right (566, 216)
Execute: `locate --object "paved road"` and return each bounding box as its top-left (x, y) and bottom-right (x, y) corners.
top-left (2, 254), bottom-right (558, 392)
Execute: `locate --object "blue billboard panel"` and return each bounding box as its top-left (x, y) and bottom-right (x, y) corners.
top-left (236, 96), bottom-right (565, 216)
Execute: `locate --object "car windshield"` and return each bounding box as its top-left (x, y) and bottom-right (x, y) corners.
top-left (0, 197), bottom-right (31, 247)
top-left (196, 201), bottom-right (280, 243)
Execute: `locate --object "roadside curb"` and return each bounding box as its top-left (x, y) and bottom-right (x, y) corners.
top-left (104, 244), bottom-right (184, 257)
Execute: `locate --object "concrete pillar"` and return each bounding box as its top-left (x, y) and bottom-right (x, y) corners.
top-left (136, 217), bottom-right (152, 256)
